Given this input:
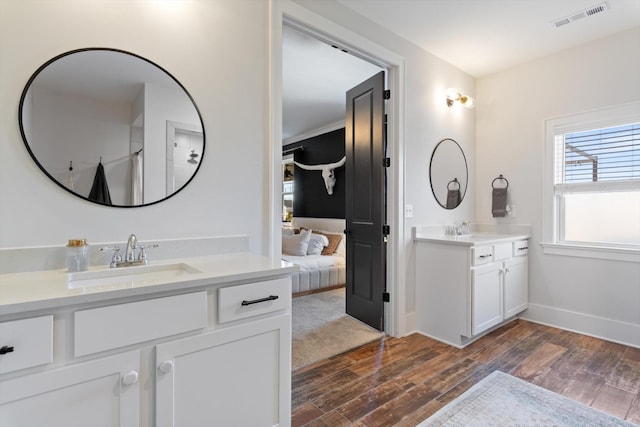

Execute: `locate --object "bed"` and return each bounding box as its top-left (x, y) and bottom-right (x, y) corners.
top-left (282, 217), bottom-right (346, 295)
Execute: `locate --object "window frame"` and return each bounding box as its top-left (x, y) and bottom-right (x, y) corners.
top-left (542, 101), bottom-right (640, 262)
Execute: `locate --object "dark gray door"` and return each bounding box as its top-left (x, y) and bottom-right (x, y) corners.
top-left (345, 71), bottom-right (386, 331)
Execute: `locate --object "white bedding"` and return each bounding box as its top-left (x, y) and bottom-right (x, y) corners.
top-left (284, 217), bottom-right (347, 294)
top-left (282, 254), bottom-right (345, 271)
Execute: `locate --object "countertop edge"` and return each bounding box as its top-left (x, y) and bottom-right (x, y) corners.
top-left (0, 254), bottom-right (299, 318)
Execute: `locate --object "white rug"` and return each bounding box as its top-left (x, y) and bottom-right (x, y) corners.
top-left (292, 288), bottom-right (384, 370)
top-left (419, 371), bottom-right (637, 427)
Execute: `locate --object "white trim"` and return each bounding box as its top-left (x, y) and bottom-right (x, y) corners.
top-left (542, 101), bottom-right (640, 255)
top-left (270, 0), bottom-right (407, 337)
top-left (540, 242), bottom-right (640, 262)
top-left (283, 120), bottom-right (345, 145)
top-left (520, 303), bottom-right (640, 349)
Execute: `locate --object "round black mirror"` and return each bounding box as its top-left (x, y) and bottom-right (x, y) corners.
top-left (19, 48), bottom-right (205, 207)
top-left (429, 138), bottom-right (468, 209)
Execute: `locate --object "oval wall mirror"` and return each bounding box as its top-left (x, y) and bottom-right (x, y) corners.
top-left (429, 138), bottom-right (468, 209)
top-left (19, 48), bottom-right (205, 207)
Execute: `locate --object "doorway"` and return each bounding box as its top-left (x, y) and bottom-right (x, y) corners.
top-left (273, 3), bottom-right (406, 339)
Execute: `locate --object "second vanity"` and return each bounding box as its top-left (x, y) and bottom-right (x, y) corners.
top-left (0, 253), bottom-right (297, 427)
top-left (414, 226), bottom-right (529, 348)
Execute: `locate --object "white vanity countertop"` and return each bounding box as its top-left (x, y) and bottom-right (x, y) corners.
top-left (414, 231), bottom-right (530, 246)
top-left (0, 252), bottom-right (298, 317)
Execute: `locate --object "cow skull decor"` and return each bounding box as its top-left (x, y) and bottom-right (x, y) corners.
top-left (294, 156), bottom-right (346, 195)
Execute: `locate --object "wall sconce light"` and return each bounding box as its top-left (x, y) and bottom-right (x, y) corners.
top-left (446, 88), bottom-right (474, 108)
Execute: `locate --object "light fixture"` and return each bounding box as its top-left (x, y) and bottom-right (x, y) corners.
top-left (188, 149), bottom-right (199, 164)
top-left (446, 88), bottom-right (474, 108)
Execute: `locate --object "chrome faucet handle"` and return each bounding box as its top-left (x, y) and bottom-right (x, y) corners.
top-left (137, 244), bottom-right (158, 264)
top-left (100, 247), bottom-right (122, 268)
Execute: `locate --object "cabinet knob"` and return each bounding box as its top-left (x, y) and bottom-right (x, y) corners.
top-left (158, 360), bottom-right (174, 374)
top-left (121, 370), bottom-right (139, 386)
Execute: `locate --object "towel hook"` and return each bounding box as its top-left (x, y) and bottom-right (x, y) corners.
top-left (447, 178), bottom-right (460, 191)
top-left (492, 174), bottom-right (509, 189)
top-left (69, 161), bottom-right (73, 171)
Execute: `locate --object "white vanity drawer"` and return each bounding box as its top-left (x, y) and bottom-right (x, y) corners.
top-left (218, 278), bottom-right (290, 324)
top-left (513, 240), bottom-right (529, 256)
top-left (493, 243), bottom-right (512, 261)
top-left (472, 245), bottom-right (494, 266)
top-left (74, 291), bottom-right (207, 357)
top-left (0, 315), bottom-right (53, 374)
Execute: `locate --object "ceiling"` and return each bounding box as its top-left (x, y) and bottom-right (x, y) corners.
top-left (283, 0), bottom-right (640, 142)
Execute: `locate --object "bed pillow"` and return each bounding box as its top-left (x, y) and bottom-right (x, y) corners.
top-left (313, 230), bottom-right (343, 255)
top-left (282, 229), bottom-right (311, 256)
top-left (307, 233), bottom-right (329, 255)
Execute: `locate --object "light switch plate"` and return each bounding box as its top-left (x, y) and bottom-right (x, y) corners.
top-left (405, 204), bottom-right (413, 218)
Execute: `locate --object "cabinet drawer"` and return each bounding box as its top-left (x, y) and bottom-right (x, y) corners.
top-left (0, 316), bottom-right (53, 374)
top-left (218, 278), bottom-right (290, 323)
top-left (74, 291), bottom-right (207, 357)
top-left (472, 245), bottom-right (493, 266)
top-left (513, 240), bottom-right (529, 256)
top-left (493, 243), bottom-right (512, 261)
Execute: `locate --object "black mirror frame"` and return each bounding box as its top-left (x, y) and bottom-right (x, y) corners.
top-left (18, 47), bottom-right (206, 208)
top-left (429, 138), bottom-right (468, 210)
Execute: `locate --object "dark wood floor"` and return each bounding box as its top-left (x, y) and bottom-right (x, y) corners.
top-left (292, 319), bottom-right (640, 426)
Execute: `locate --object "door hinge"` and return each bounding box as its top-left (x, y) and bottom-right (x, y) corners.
top-left (383, 224), bottom-right (390, 236)
top-left (383, 157), bottom-right (391, 167)
top-left (383, 292), bottom-right (390, 302)
top-left (384, 90), bottom-right (391, 100)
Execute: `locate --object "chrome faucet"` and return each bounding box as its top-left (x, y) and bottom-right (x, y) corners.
top-left (125, 234), bottom-right (138, 262)
top-left (100, 234), bottom-right (158, 268)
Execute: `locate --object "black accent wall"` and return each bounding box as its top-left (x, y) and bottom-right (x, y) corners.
top-left (283, 128), bottom-right (345, 219)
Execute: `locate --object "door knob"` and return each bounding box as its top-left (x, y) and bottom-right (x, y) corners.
top-left (121, 370), bottom-right (139, 386)
top-left (158, 360), bottom-right (174, 374)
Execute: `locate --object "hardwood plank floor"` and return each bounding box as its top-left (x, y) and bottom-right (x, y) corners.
top-left (291, 319), bottom-right (640, 426)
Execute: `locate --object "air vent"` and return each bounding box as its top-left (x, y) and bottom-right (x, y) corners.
top-left (550, 2), bottom-right (609, 28)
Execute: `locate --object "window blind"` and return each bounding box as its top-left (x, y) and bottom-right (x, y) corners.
top-left (555, 123), bottom-right (640, 184)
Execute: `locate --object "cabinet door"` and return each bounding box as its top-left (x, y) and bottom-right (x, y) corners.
top-left (156, 314), bottom-right (290, 427)
top-left (0, 351), bottom-right (140, 427)
top-left (471, 263), bottom-right (503, 335)
top-left (504, 256), bottom-right (528, 318)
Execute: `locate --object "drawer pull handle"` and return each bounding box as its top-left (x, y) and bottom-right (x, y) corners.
top-left (518, 247), bottom-right (528, 251)
top-left (0, 346), bottom-right (14, 355)
top-left (479, 254), bottom-right (492, 259)
top-left (241, 295), bottom-right (279, 306)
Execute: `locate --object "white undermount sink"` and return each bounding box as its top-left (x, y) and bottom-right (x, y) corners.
top-left (67, 263), bottom-right (202, 289)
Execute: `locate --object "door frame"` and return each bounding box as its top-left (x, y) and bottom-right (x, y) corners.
top-left (268, 0), bottom-right (407, 337)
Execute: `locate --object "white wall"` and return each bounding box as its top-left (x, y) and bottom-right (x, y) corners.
top-left (30, 86), bottom-right (132, 205)
top-left (0, 0), bottom-right (269, 252)
top-left (476, 28), bottom-right (640, 347)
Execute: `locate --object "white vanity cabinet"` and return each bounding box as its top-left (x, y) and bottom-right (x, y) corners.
top-left (0, 259), bottom-right (293, 427)
top-left (156, 278), bottom-right (291, 427)
top-left (415, 234), bottom-right (529, 348)
top-left (156, 315), bottom-right (289, 427)
top-left (0, 350), bottom-right (140, 427)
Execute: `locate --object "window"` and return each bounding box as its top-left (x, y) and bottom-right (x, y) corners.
top-left (282, 162), bottom-right (294, 222)
top-left (543, 102), bottom-right (640, 260)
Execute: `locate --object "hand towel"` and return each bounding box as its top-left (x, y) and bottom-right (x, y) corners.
top-left (88, 162), bottom-right (112, 205)
top-left (492, 187), bottom-right (507, 217)
top-left (446, 189), bottom-right (461, 209)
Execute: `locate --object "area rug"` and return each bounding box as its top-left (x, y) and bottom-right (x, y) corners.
top-left (418, 371), bottom-right (637, 426)
top-left (292, 287), bottom-right (384, 370)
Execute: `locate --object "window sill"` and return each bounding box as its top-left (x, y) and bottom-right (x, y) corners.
top-left (541, 242), bottom-right (640, 263)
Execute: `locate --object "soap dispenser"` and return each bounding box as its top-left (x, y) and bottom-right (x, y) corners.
top-left (66, 239), bottom-right (89, 272)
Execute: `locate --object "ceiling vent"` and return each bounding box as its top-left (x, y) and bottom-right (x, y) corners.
top-left (550, 2), bottom-right (609, 28)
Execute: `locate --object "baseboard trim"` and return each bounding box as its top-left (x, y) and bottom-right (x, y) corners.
top-left (520, 303), bottom-right (640, 349)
